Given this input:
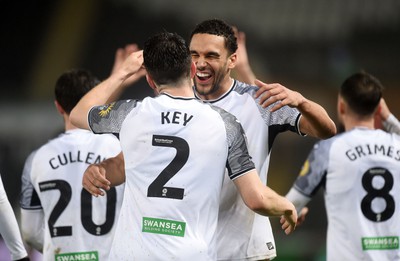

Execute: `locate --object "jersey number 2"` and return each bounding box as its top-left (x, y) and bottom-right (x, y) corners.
top-left (147, 135), bottom-right (189, 200)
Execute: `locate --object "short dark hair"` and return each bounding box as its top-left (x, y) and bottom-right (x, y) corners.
top-left (189, 18), bottom-right (238, 55)
top-left (55, 69), bottom-right (100, 114)
top-left (340, 71), bottom-right (384, 116)
top-left (143, 31), bottom-right (192, 86)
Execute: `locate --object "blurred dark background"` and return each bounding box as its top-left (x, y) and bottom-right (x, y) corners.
top-left (0, 0), bottom-right (399, 260)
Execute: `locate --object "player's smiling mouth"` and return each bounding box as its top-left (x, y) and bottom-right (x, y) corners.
top-left (196, 72), bottom-right (212, 82)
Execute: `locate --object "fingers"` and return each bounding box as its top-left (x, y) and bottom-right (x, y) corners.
top-left (285, 225), bottom-right (295, 235)
top-left (297, 207), bottom-right (309, 226)
top-left (232, 26), bottom-right (239, 37)
top-left (232, 26), bottom-right (246, 45)
top-left (254, 80), bottom-right (303, 111)
top-left (254, 80), bottom-right (285, 109)
top-left (280, 218), bottom-right (295, 235)
top-left (254, 79), bottom-right (269, 99)
top-left (112, 44), bottom-right (143, 75)
top-left (280, 210), bottom-right (297, 235)
top-left (119, 44), bottom-right (141, 61)
top-left (122, 51), bottom-right (146, 86)
top-left (82, 165), bottom-right (111, 197)
top-left (125, 43), bottom-right (140, 53)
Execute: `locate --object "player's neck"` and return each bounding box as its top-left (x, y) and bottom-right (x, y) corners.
top-left (64, 115), bottom-right (79, 131)
top-left (344, 119), bottom-right (375, 131)
top-left (158, 84), bottom-right (195, 98)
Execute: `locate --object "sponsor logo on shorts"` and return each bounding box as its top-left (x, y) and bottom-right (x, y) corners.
top-left (142, 217), bottom-right (186, 237)
top-left (362, 236), bottom-right (399, 250)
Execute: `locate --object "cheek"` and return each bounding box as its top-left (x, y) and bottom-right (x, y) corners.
top-left (218, 63), bottom-right (230, 76)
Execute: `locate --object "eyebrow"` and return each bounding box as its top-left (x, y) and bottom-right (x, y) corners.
top-left (206, 51), bottom-right (220, 57)
top-left (190, 50), bottom-right (220, 57)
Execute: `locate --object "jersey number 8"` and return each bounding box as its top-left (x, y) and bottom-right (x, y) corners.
top-left (361, 167), bottom-right (394, 222)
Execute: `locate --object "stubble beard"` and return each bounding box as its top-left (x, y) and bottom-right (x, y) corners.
top-left (194, 66), bottom-right (226, 100)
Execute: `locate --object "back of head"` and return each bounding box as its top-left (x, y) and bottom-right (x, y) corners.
top-left (340, 71), bottom-right (383, 116)
top-left (55, 69), bottom-right (100, 114)
top-left (190, 18), bottom-right (238, 55)
top-left (143, 31), bottom-right (191, 86)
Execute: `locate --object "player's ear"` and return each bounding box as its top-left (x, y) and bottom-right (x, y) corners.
top-left (337, 96), bottom-right (346, 115)
top-left (146, 74), bottom-right (157, 91)
top-left (227, 52), bottom-right (237, 69)
top-left (54, 100), bottom-right (65, 115)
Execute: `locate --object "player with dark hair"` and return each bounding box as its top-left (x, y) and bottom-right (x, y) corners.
top-left (189, 18), bottom-right (337, 261)
top-left (70, 31), bottom-right (297, 260)
top-left (20, 68), bottom-right (123, 260)
top-left (284, 71), bottom-right (400, 260)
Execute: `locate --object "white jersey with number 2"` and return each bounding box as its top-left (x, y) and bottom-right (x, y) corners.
top-left (88, 93), bottom-right (255, 261)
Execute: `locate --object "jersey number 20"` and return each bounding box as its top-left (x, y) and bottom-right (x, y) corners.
top-left (39, 180), bottom-right (117, 237)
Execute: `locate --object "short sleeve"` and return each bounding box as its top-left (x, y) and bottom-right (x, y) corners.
top-left (88, 99), bottom-right (139, 134)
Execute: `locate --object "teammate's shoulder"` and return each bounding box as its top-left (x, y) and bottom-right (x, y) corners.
top-left (312, 134), bottom-right (340, 151)
top-left (25, 148), bottom-right (40, 163)
top-left (96, 99), bottom-right (140, 112)
top-left (208, 104), bottom-right (235, 119)
top-left (32, 132), bottom-right (64, 154)
top-left (232, 80), bottom-right (258, 95)
top-left (209, 105), bottom-right (243, 130)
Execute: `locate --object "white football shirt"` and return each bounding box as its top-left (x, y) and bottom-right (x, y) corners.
top-left (20, 129), bottom-right (122, 261)
top-left (196, 80), bottom-right (302, 261)
top-left (288, 127), bottom-right (400, 260)
top-left (88, 93), bottom-right (255, 261)
top-left (0, 175), bottom-right (28, 260)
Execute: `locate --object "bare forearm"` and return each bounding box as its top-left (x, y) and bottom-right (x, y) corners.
top-left (298, 99), bottom-right (336, 139)
top-left (252, 186), bottom-right (296, 217)
top-left (235, 171), bottom-right (297, 234)
top-left (70, 74), bottom-right (126, 130)
top-left (235, 171), bottom-right (295, 216)
top-left (70, 50), bottom-right (144, 130)
top-left (100, 153), bottom-right (125, 187)
top-left (251, 186), bottom-right (298, 235)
